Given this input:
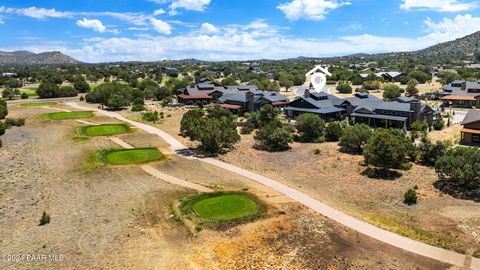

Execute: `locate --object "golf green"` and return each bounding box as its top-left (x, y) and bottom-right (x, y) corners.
top-left (43, 111), bottom-right (94, 120)
top-left (20, 102), bottom-right (57, 107)
top-left (187, 192), bottom-right (263, 222)
top-left (100, 148), bottom-right (164, 165)
top-left (79, 124), bottom-right (130, 137)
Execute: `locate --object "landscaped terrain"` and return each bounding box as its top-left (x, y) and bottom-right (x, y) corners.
top-left (77, 123), bottom-right (131, 137)
top-left (0, 102), bottom-right (452, 270)
top-left (43, 111), bottom-right (94, 120)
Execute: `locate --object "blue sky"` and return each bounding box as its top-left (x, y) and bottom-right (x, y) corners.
top-left (0, 0), bottom-right (479, 62)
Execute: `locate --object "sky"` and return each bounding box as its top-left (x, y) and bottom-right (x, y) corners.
top-left (0, 0), bottom-right (479, 62)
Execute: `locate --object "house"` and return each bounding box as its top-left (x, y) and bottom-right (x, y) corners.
top-left (285, 91), bottom-right (437, 129)
top-left (460, 110), bottom-right (480, 146)
top-left (214, 91), bottom-right (288, 114)
top-left (375, 71), bottom-right (405, 82)
top-left (285, 90), bottom-right (346, 122)
top-left (345, 94), bottom-right (437, 130)
top-left (441, 81), bottom-right (480, 108)
top-left (1, 73), bottom-right (16, 77)
top-left (177, 80), bottom-right (287, 113)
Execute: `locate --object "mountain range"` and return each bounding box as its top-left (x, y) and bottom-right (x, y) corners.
top-left (0, 31), bottom-right (479, 65)
top-left (0, 51), bottom-right (81, 66)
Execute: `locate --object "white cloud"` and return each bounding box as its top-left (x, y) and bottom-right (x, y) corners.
top-left (5, 12), bottom-right (480, 63)
top-left (76, 18), bottom-right (107, 33)
top-left (153, 9), bottom-right (166, 15)
top-left (2, 6), bottom-right (72, 19)
top-left (150, 18), bottom-right (172, 34)
top-left (169, 0), bottom-right (211, 11)
top-left (200, 22), bottom-right (218, 33)
top-left (277, 0), bottom-right (351, 21)
top-left (400, 0), bottom-right (477, 12)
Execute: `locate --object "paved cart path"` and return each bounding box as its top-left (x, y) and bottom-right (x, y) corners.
top-left (66, 102), bottom-right (478, 269)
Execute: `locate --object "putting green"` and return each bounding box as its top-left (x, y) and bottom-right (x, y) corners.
top-left (184, 192), bottom-right (263, 222)
top-left (19, 102), bottom-right (57, 107)
top-left (79, 124), bottom-right (130, 137)
top-left (43, 111), bottom-right (94, 120)
top-left (99, 148), bottom-right (164, 165)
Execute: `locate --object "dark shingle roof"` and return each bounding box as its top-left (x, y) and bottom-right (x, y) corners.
top-left (461, 110), bottom-right (480, 125)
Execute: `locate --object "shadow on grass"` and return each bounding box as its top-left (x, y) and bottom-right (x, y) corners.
top-left (361, 168), bottom-right (403, 181)
top-left (433, 180), bottom-right (480, 202)
top-left (338, 147), bottom-right (363, 155)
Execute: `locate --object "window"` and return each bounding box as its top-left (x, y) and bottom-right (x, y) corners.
top-left (473, 134), bottom-right (480, 143)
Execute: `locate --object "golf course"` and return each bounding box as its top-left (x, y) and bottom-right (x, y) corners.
top-left (77, 123), bottom-right (131, 137)
top-left (182, 192), bottom-right (264, 223)
top-left (43, 111), bottom-right (94, 120)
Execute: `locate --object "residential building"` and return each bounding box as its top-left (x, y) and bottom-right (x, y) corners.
top-left (285, 90), bottom-right (347, 121)
top-left (285, 90), bottom-right (437, 130)
top-left (460, 110), bottom-right (480, 146)
top-left (441, 81), bottom-right (480, 108)
top-left (177, 80), bottom-right (288, 113)
top-left (375, 71), bottom-right (405, 82)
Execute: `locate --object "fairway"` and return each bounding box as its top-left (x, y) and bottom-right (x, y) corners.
top-left (79, 123), bottom-right (131, 137)
top-left (43, 111), bottom-right (94, 120)
top-left (183, 192), bottom-right (264, 223)
top-left (99, 148), bottom-right (165, 165)
top-left (20, 102), bottom-right (57, 107)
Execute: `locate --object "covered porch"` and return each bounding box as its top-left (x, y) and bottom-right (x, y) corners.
top-left (351, 113), bottom-right (407, 130)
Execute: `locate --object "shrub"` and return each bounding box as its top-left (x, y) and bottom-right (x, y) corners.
top-left (79, 95), bottom-right (85, 102)
top-left (0, 121), bottom-right (5, 135)
top-left (418, 137), bottom-right (449, 166)
top-left (404, 189), bottom-right (418, 205)
top-left (432, 119), bottom-right (445, 130)
top-left (363, 128), bottom-right (409, 172)
top-left (339, 124), bottom-right (372, 153)
top-left (382, 83), bottom-right (402, 100)
top-left (295, 113), bottom-right (326, 142)
top-left (435, 147), bottom-right (480, 189)
top-left (5, 118), bottom-right (25, 127)
top-left (39, 211), bottom-right (51, 226)
top-left (255, 124), bottom-right (292, 151)
top-left (0, 99), bottom-right (8, 119)
top-left (325, 121), bottom-right (344, 141)
top-left (336, 81), bottom-right (352, 94)
top-left (21, 92), bottom-right (28, 99)
top-left (313, 148), bottom-right (321, 155)
top-left (142, 111), bottom-right (159, 122)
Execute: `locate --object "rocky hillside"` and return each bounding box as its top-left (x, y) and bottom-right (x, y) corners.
top-left (0, 51), bottom-right (82, 65)
top-left (412, 31), bottom-right (480, 60)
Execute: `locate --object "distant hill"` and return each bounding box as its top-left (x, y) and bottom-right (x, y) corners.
top-left (0, 51), bottom-right (82, 66)
top-left (412, 31), bottom-right (480, 60)
top-left (333, 31), bottom-right (480, 63)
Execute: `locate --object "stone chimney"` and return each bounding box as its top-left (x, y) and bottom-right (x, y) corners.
top-left (304, 89), bottom-right (311, 98)
top-left (246, 91), bottom-right (255, 112)
top-left (410, 99), bottom-right (421, 123)
top-left (461, 81), bottom-right (467, 90)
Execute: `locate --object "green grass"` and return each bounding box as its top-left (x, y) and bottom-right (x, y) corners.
top-left (20, 88), bottom-right (38, 97)
top-left (19, 102), bottom-right (57, 107)
top-left (181, 192), bottom-right (265, 225)
top-left (96, 148), bottom-right (165, 165)
top-left (43, 111), bottom-right (94, 120)
top-left (77, 123), bottom-right (131, 137)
